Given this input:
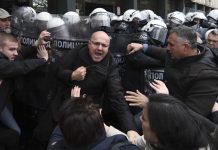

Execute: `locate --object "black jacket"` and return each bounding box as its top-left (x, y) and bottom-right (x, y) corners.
top-left (0, 49), bottom-right (47, 113)
top-left (14, 46), bottom-right (61, 109)
top-left (56, 45), bottom-right (137, 132)
top-left (146, 45), bottom-right (218, 117)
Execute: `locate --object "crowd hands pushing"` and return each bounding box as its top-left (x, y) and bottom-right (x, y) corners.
top-left (125, 79), bottom-right (169, 108)
top-left (54, 84), bottom-right (217, 150)
top-left (70, 83), bottom-right (167, 126)
top-left (69, 84), bottom-right (170, 145)
top-left (1, 6), bottom-right (218, 150)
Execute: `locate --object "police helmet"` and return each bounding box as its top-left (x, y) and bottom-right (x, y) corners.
top-left (123, 9), bottom-right (142, 22)
top-left (207, 9), bottom-right (218, 25)
top-left (63, 11), bottom-right (80, 25)
top-left (47, 17), bottom-right (65, 29)
top-left (167, 11), bottom-right (185, 25)
top-left (89, 8), bottom-right (111, 28)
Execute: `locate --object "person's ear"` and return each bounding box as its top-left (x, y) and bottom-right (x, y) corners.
top-left (184, 42), bottom-right (191, 50)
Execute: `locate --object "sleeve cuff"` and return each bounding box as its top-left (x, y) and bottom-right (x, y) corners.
top-left (142, 44), bottom-right (148, 53)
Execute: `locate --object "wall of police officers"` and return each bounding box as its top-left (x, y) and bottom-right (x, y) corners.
top-left (1, 4), bottom-right (218, 150)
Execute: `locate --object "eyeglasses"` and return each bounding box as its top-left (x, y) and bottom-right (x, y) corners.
top-left (90, 40), bottom-right (109, 48)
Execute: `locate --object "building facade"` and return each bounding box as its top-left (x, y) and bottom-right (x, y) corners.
top-left (1, 0), bottom-right (218, 18)
top-left (46, 0), bottom-right (218, 18)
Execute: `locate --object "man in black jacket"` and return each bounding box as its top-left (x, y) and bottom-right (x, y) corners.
top-left (127, 25), bottom-right (218, 119)
top-left (0, 32), bottom-right (48, 149)
top-left (57, 31), bottom-right (139, 142)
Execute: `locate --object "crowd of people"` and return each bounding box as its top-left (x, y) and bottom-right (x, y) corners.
top-left (0, 5), bottom-right (218, 150)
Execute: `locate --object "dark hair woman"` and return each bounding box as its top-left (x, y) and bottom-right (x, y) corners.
top-left (140, 94), bottom-right (212, 150)
top-left (47, 97), bottom-right (140, 150)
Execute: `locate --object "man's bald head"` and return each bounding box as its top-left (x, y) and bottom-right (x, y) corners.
top-left (88, 31), bottom-right (110, 62)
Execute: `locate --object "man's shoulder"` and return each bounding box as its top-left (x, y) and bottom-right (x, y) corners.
top-left (105, 53), bottom-right (120, 71)
top-left (64, 44), bottom-right (88, 58)
top-left (70, 44), bottom-right (88, 52)
top-left (200, 46), bottom-right (218, 68)
top-left (93, 134), bottom-right (139, 150)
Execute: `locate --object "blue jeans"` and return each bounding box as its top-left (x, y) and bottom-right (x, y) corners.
top-left (0, 107), bottom-right (21, 135)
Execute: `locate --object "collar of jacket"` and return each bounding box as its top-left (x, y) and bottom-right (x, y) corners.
top-left (0, 52), bottom-right (9, 60)
top-left (170, 45), bottom-right (214, 65)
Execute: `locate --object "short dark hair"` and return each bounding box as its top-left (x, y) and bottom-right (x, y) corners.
top-left (170, 25), bottom-right (197, 49)
top-left (59, 97), bottom-right (106, 148)
top-left (147, 94), bottom-right (209, 150)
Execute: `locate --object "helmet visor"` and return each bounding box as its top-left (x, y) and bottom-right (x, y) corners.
top-left (149, 27), bottom-right (168, 45)
top-left (90, 13), bottom-right (110, 28)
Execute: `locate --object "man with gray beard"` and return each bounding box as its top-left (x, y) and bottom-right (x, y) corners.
top-left (0, 8), bottom-right (11, 33)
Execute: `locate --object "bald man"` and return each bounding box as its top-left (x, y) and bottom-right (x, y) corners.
top-left (55, 31), bottom-right (139, 141)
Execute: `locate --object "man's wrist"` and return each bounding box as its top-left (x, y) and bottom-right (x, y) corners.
top-left (33, 40), bottom-right (38, 46)
top-left (43, 57), bottom-right (48, 61)
top-left (142, 43), bottom-right (148, 53)
top-left (40, 57), bottom-right (48, 62)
